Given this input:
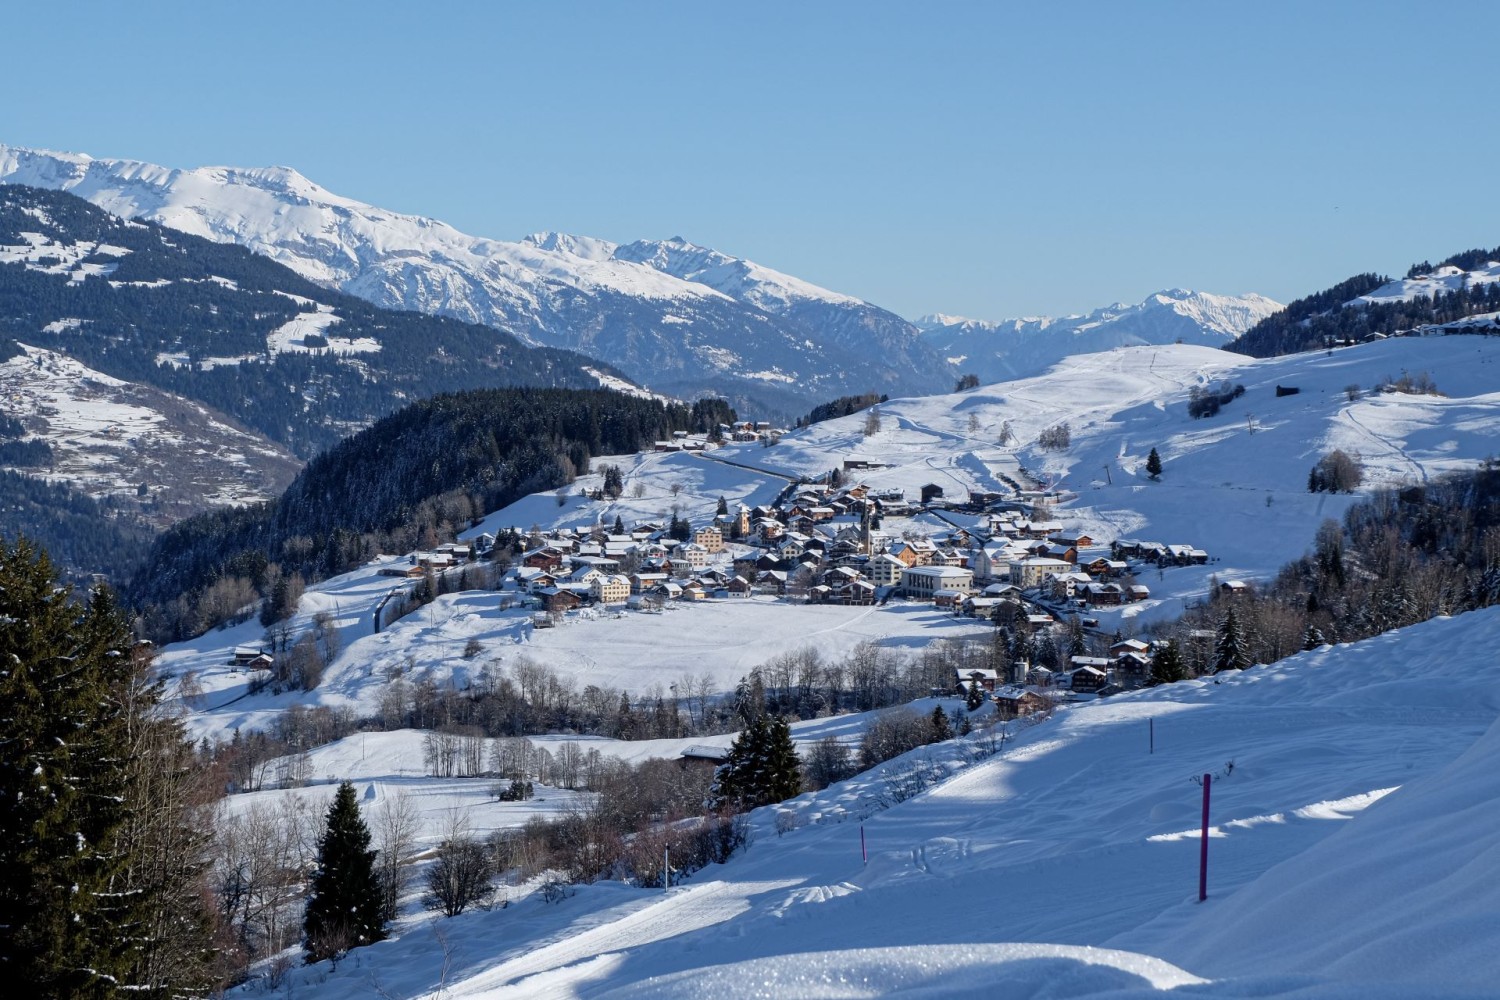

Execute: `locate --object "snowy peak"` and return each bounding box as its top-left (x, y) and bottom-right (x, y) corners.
top-left (611, 235), bottom-right (862, 313)
top-left (917, 288), bottom-right (1282, 382)
top-left (0, 143), bottom-right (959, 414)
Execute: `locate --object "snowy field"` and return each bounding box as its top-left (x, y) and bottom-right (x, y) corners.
top-left (241, 605), bottom-right (1500, 999)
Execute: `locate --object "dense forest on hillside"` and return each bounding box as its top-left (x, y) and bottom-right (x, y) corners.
top-left (129, 389), bottom-right (719, 640)
top-left (1232, 247), bottom-right (1500, 357)
top-left (0, 186), bottom-right (622, 455)
top-left (796, 392), bottom-right (888, 427)
top-left (0, 471), bottom-right (153, 583)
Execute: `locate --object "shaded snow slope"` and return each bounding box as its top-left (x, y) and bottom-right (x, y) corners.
top-left (918, 289), bottom-right (1282, 384)
top-left (244, 607), bottom-right (1500, 999)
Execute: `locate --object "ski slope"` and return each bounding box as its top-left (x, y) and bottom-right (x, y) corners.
top-left (246, 606), bottom-right (1500, 999)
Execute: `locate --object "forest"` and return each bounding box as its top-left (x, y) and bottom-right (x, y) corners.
top-left (1232, 247), bottom-right (1500, 358)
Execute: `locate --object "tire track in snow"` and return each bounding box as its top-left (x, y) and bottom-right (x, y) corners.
top-left (434, 878), bottom-right (802, 998)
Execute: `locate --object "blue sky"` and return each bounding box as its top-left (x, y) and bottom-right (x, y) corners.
top-left (6, 2), bottom-right (1498, 320)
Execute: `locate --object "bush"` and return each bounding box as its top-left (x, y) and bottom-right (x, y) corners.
top-left (425, 836), bottom-right (495, 917)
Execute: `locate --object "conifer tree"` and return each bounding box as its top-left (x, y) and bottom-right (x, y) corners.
top-left (711, 716), bottom-right (802, 811)
top-left (304, 781), bottom-right (385, 963)
top-left (0, 542), bottom-right (140, 995)
top-left (716, 495), bottom-right (729, 517)
top-left (612, 514), bottom-right (625, 535)
top-left (929, 705), bottom-right (953, 742)
top-left (1213, 607), bottom-right (1251, 672)
top-left (1146, 447), bottom-right (1163, 480)
top-left (1149, 638), bottom-right (1188, 685)
top-left (965, 680), bottom-right (986, 712)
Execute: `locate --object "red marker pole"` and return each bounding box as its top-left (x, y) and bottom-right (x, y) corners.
top-left (1198, 773), bottom-right (1211, 902)
top-left (860, 824), bottom-right (867, 864)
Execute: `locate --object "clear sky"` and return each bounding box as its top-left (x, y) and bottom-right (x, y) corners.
top-left (6, 2), bottom-right (1498, 321)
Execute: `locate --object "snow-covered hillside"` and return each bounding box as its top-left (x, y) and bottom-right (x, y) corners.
top-left (0, 145), bottom-right (956, 414)
top-left (159, 334), bottom-right (1500, 741)
top-left (918, 289), bottom-right (1282, 384)
top-left (245, 605), bottom-right (1500, 999)
top-left (0, 343), bottom-right (300, 519)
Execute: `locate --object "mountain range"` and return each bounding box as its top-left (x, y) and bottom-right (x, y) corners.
top-left (916, 288), bottom-right (1282, 384)
top-left (0, 144), bottom-right (1282, 417)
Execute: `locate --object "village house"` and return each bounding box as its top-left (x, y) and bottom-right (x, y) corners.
top-left (591, 574), bottom-right (631, 605)
top-left (1008, 556), bottom-right (1073, 590)
top-left (958, 667), bottom-right (1003, 693)
top-left (692, 524), bottom-right (724, 553)
top-left (902, 565), bottom-right (975, 600)
top-left (867, 553), bottom-right (907, 588)
top-left (521, 547), bottom-right (565, 571)
top-left (993, 685), bottom-right (1051, 718)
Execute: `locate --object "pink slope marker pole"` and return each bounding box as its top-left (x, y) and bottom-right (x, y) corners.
top-left (1199, 773), bottom-right (1211, 902)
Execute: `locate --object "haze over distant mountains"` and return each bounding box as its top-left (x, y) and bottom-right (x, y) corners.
top-left (0, 144), bottom-right (1282, 416)
top-left (917, 289), bottom-right (1283, 384)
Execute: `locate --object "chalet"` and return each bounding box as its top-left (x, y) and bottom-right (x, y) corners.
top-left (1048, 533), bottom-right (1094, 549)
top-left (1066, 664), bottom-right (1108, 694)
top-left (754, 570), bottom-right (788, 595)
top-left (629, 572), bottom-right (668, 594)
top-left (1219, 579), bottom-right (1250, 597)
top-left (591, 574), bottom-right (631, 605)
top-left (825, 579), bottom-right (876, 606)
top-left (1110, 638), bottom-right (1151, 659)
top-left (1081, 581), bottom-right (1124, 606)
top-left (521, 547), bottom-right (565, 571)
top-left (1050, 572), bottom-right (1094, 601)
top-left (920, 483), bottom-right (945, 504)
top-left (958, 668), bottom-right (1003, 693)
top-left (681, 581), bottom-right (707, 601)
top-left (651, 581), bottom-right (684, 601)
top-left (415, 551), bottom-right (454, 570)
top-left (902, 565), bottom-right (974, 600)
top-left (522, 570), bottom-right (559, 594)
top-left (379, 564), bottom-right (427, 579)
top-left (1126, 584), bottom-right (1151, 602)
top-left (933, 588), bottom-right (966, 610)
top-left (959, 596), bottom-right (1006, 618)
top-left (678, 745), bottom-right (730, 771)
top-left (538, 588), bottom-right (583, 613)
top-left (231, 646), bottom-right (270, 667)
top-left (1085, 557), bottom-right (1129, 578)
top-left (725, 575), bottom-right (753, 598)
top-left (993, 685), bottom-right (1051, 718)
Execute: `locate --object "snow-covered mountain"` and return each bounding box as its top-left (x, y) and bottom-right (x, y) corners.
top-left (0, 343), bottom-right (301, 522)
top-left (917, 288), bottom-right (1283, 383)
top-left (0, 145), bottom-right (958, 416)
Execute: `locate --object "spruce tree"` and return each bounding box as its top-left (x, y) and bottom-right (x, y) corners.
top-left (965, 680), bottom-right (986, 712)
top-left (1149, 638), bottom-right (1188, 685)
top-left (716, 496), bottom-right (729, 517)
top-left (0, 540), bottom-right (141, 996)
top-left (1213, 607), bottom-right (1251, 672)
top-left (711, 716), bottom-right (802, 811)
top-left (304, 781), bottom-right (385, 963)
top-left (929, 706), bottom-right (953, 742)
top-left (1146, 447), bottom-right (1163, 480)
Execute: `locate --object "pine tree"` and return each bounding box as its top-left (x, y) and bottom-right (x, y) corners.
top-left (929, 706), bottom-right (953, 742)
top-left (612, 515), bottom-right (624, 535)
top-left (1146, 447), bottom-right (1163, 480)
top-left (1213, 607), bottom-right (1251, 672)
top-left (1149, 638), bottom-right (1188, 685)
top-left (0, 540), bottom-right (142, 996)
top-left (1302, 624), bottom-right (1326, 650)
top-left (716, 496), bottom-right (729, 517)
top-left (304, 781), bottom-right (385, 963)
top-left (964, 680), bottom-right (985, 712)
